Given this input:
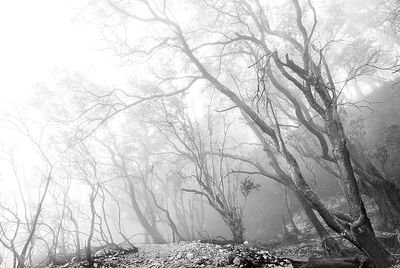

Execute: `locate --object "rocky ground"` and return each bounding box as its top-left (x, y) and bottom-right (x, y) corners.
top-left (43, 239), bottom-right (390, 268)
top-left (45, 241), bottom-right (294, 268)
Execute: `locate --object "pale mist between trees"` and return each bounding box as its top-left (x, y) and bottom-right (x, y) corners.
top-left (0, 0), bottom-right (400, 268)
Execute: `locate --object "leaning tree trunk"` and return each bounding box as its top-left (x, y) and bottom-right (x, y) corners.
top-left (292, 188), bottom-right (342, 256)
top-left (325, 110), bottom-right (396, 268)
top-left (243, 110), bottom-right (342, 255)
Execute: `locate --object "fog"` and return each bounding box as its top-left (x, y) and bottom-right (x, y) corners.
top-left (0, 0), bottom-right (400, 267)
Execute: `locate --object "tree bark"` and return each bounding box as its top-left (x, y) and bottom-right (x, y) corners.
top-left (292, 189), bottom-right (343, 256)
top-left (349, 142), bottom-right (400, 229)
top-left (223, 215), bottom-right (245, 244)
top-left (324, 110), bottom-right (396, 267)
top-left (243, 110), bottom-right (342, 255)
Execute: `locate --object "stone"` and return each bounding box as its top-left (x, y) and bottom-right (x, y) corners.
top-left (186, 252), bottom-right (194, 259)
top-left (233, 257), bottom-right (241, 266)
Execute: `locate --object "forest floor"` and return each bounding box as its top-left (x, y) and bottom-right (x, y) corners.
top-left (45, 241), bottom-right (293, 268)
top-left (42, 235), bottom-right (397, 268)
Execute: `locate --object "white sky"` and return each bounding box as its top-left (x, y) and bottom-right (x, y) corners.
top-left (0, 0), bottom-right (128, 228)
top-left (0, 0), bottom-right (203, 198)
top-left (0, 0), bottom-right (124, 105)
top-left (0, 0), bottom-right (383, 106)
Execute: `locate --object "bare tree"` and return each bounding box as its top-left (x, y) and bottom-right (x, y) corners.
top-left (153, 99), bottom-right (259, 243)
top-left (0, 120), bottom-right (53, 268)
top-left (60, 0), bottom-right (399, 265)
top-left (105, 140), bottom-right (168, 244)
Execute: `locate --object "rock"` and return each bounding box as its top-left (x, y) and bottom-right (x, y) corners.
top-left (233, 257), bottom-right (241, 266)
top-left (48, 241), bottom-right (294, 268)
top-left (186, 252), bottom-right (194, 259)
top-left (150, 261), bottom-right (161, 267)
top-left (93, 250), bottom-right (103, 258)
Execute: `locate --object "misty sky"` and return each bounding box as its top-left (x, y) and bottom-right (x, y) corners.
top-left (0, 1), bottom-right (399, 267)
top-left (0, 0), bottom-right (385, 105)
top-left (0, 0), bottom-right (123, 104)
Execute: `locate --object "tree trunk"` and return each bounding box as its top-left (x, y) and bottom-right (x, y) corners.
top-left (68, 207), bottom-right (81, 261)
top-left (325, 110), bottom-right (396, 268)
top-left (350, 226), bottom-right (396, 268)
top-left (219, 209), bottom-right (245, 244)
top-left (349, 142), bottom-right (400, 229)
top-left (177, 26), bottom-right (395, 265)
top-left (86, 189), bottom-right (96, 268)
top-left (283, 187), bottom-right (301, 235)
top-left (108, 147), bottom-right (167, 244)
top-left (243, 110), bottom-right (342, 255)
top-left (145, 183), bottom-right (184, 242)
top-left (173, 196), bottom-right (191, 240)
top-left (292, 189), bottom-right (343, 256)
top-left (359, 180), bottom-right (397, 231)
top-left (126, 177), bottom-right (167, 244)
top-left (225, 216), bottom-right (245, 244)
top-left (368, 180), bottom-right (400, 228)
